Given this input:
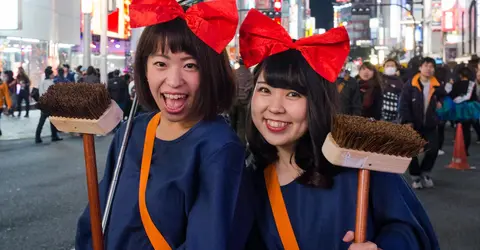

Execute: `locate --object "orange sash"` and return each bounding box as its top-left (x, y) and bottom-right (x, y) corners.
top-left (264, 165), bottom-right (300, 250)
top-left (139, 113), bottom-right (172, 249)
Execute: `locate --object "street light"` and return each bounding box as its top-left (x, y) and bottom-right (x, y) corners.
top-left (82, 0), bottom-right (93, 68)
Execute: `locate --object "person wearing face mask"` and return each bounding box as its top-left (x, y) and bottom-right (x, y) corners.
top-left (381, 59), bottom-right (404, 122)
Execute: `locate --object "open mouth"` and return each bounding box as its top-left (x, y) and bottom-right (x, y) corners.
top-left (264, 119), bottom-right (291, 132)
top-left (162, 93), bottom-right (188, 114)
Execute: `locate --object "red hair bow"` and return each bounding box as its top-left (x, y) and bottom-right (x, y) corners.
top-left (130, 0), bottom-right (238, 54)
top-left (239, 9), bottom-right (350, 83)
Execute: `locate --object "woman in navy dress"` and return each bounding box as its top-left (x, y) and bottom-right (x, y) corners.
top-left (76, 1), bottom-right (254, 249)
top-left (240, 9), bottom-right (439, 250)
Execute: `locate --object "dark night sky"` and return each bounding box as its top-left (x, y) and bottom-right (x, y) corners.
top-left (310, 0), bottom-right (334, 30)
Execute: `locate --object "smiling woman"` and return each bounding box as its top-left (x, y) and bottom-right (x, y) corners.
top-left (247, 49), bottom-right (338, 188)
top-left (75, 1), bottom-right (254, 250)
top-left (241, 8), bottom-right (439, 250)
top-left (134, 17), bottom-right (234, 122)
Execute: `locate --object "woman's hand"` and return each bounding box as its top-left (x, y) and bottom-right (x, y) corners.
top-left (343, 231), bottom-right (382, 250)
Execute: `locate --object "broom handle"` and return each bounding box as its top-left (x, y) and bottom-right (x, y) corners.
top-left (355, 169), bottom-right (370, 243)
top-left (102, 96), bottom-right (139, 233)
top-left (83, 134), bottom-right (104, 250)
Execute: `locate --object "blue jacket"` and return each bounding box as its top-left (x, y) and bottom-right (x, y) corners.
top-left (399, 74), bottom-right (446, 131)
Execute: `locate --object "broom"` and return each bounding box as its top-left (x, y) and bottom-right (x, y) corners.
top-left (38, 83), bottom-right (124, 250)
top-left (322, 115), bottom-right (426, 243)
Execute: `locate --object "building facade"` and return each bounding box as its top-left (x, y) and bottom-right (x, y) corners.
top-left (0, 0), bottom-right (81, 87)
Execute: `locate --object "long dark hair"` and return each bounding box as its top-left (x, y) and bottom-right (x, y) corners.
top-left (359, 62), bottom-right (382, 89)
top-left (16, 67), bottom-right (30, 83)
top-left (86, 66), bottom-right (96, 76)
top-left (246, 49), bottom-right (340, 188)
top-left (4, 70), bottom-right (14, 83)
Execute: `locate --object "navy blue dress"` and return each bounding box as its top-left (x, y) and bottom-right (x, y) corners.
top-left (249, 168), bottom-right (440, 250)
top-left (76, 112), bottom-right (254, 250)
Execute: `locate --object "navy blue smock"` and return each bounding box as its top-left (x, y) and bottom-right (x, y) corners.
top-left (76, 112), bottom-right (254, 250)
top-left (248, 168), bottom-right (440, 250)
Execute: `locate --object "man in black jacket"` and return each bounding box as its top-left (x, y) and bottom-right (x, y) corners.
top-left (399, 57), bottom-right (446, 189)
top-left (336, 69), bottom-right (362, 116)
top-left (108, 70), bottom-right (129, 115)
top-left (229, 59), bottom-right (253, 145)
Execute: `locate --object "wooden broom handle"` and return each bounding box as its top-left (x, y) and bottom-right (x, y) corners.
top-left (83, 134), bottom-right (104, 250)
top-left (355, 169), bottom-right (370, 243)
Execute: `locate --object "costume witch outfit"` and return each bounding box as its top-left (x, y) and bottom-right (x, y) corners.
top-left (76, 1), bottom-right (254, 249)
top-left (240, 9), bottom-right (439, 250)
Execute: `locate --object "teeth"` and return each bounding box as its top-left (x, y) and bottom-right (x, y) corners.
top-left (266, 120), bottom-right (289, 128)
top-left (164, 94), bottom-right (186, 100)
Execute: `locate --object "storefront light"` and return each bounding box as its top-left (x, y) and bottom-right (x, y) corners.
top-left (107, 55), bottom-right (126, 59)
top-left (6, 37), bottom-right (40, 43)
top-left (2, 47), bottom-right (21, 53)
top-left (58, 43), bottom-right (74, 48)
top-left (21, 38), bottom-right (40, 43)
top-left (6, 36), bottom-right (22, 41)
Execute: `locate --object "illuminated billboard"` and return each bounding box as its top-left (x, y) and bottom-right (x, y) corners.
top-left (82, 0), bottom-right (131, 39)
top-left (441, 0), bottom-right (457, 32)
top-left (0, 0), bottom-right (21, 30)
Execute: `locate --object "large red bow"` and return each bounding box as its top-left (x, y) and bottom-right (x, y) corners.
top-left (130, 0), bottom-right (238, 54)
top-left (239, 9), bottom-right (350, 83)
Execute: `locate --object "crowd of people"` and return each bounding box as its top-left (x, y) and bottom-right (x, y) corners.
top-left (332, 56), bottom-right (480, 189)
top-left (0, 64), bottom-right (134, 142)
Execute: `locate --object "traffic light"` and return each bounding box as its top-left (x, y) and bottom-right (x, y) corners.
top-left (261, 1), bottom-right (282, 24)
top-left (274, 0), bottom-right (282, 13)
top-left (261, 10), bottom-right (276, 18)
top-left (274, 17), bottom-right (281, 25)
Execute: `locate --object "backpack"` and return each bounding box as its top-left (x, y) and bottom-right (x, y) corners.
top-left (31, 87), bottom-right (40, 102)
